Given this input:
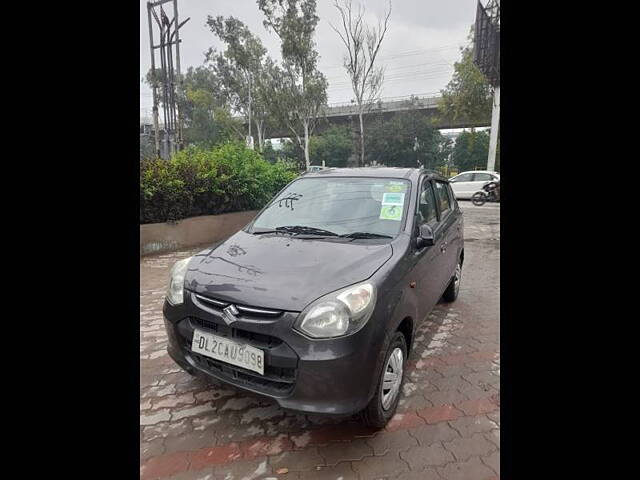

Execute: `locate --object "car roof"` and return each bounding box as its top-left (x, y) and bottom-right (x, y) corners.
top-left (301, 167), bottom-right (449, 183)
top-left (453, 170), bottom-right (499, 176)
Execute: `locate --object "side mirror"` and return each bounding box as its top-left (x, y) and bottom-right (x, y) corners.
top-left (416, 224), bottom-right (435, 249)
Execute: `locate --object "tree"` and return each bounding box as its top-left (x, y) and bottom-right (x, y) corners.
top-left (438, 135), bottom-right (455, 174)
top-left (438, 30), bottom-right (493, 126)
top-left (365, 109), bottom-right (449, 169)
top-left (451, 130), bottom-right (490, 171)
top-left (258, 0), bottom-right (328, 169)
top-left (181, 66), bottom-right (244, 147)
top-left (252, 57), bottom-right (284, 151)
top-left (147, 65), bottom-right (245, 148)
top-left (310, 126), bottom-right (353, 167)
top-left (206, 16), bottom-right (272, 150)
top-left (261, 140), bottom-right (279, 164)
top-left (331, 0), bottom-right (391, 166)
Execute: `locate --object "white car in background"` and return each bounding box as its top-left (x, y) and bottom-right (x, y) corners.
top-left (449, 171), bottom-right (500, 199)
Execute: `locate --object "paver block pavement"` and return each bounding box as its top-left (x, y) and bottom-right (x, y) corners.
top-left (366, 429), bottom-right (418, 456)
top-left (317, 438), bottom-right (374, 466)
top-left (437, 456), bottom-right (497, 480)
top-left (448, 415), bottom-right (498, 438)
top-left (352, 453), bottom-right (410, 479)
top-left (400, 443), bottom-right (455, 468)
top-left (482, 450), bottom-right (500, 476)
top-left (396, 468), bottom-right (444, 480)
top-left (443, 432), bottom-right (498, 462)
top-left (409, 422), bottom-right (461, 446)
top-left (299, 461), bottom-right (358, 480)
top-left (268, 449), bottom-right (325, 472)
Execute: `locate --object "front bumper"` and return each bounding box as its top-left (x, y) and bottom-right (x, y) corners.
top-left (163, 290), bottom-right (385, 415)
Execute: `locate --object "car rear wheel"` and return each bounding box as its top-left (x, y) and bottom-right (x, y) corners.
top-left (443, 260), bottom-right (462, 302)
top-left (361, 332), bottom-right (407, 428)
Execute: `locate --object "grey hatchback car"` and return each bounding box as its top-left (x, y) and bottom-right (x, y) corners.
top-left (163, 168), bottom-right (463, 427)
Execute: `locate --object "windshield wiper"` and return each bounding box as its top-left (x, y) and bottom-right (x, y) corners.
top-left (276, 225), bottom-right (339, 236)
top-left (339, 232), bottom-right (393, 239)
top-left (252, 227), bottom-right (389, 239)
top-left (251, 229), bottom-right (286, 235)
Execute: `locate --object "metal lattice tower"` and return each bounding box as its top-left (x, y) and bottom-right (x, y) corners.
top-left (147, 0), bottom-right (190, 159)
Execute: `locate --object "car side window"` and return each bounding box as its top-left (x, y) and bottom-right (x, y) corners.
top-left (452, 173), bottom-right (473, 183)
top-left (473, 173), bottom-right (492, 182)
top-left (418, 180), bottom-right (438, 227)
top-left (434, 181), bottom-right (452, 219)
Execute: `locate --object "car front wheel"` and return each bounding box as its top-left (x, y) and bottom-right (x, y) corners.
top-left (471, 191), bottom-right (487, 206)
top-left (361, 332), bottom-right (407, 428)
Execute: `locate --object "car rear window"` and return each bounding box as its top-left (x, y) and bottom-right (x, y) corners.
top-left (473, 173), bottom-right (493, 181)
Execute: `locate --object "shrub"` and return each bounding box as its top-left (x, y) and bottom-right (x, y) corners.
top-left (140, 142), bottom-right (298, 224)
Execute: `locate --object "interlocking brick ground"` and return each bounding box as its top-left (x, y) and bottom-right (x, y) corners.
top-left (140, 202), bottom-right (500, 479)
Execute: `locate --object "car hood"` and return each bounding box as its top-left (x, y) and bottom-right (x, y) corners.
top-left (185, 230), bottom-right (393, 311)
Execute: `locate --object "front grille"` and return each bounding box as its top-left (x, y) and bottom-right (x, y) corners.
top-left (180, 316), bottom-right (298, 396)
top-left (192, 293), bottom-right (283, 319)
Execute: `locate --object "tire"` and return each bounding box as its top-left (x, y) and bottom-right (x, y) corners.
top-left (471, 191), bottom-right (486, 206)
top-left (361, 332), bottom-right (407, 428)
top-left (442, 259), bottom-right (462, 302)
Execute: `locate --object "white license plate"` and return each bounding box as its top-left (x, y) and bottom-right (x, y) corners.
top-left (191, 329), bottom-right (264, 375)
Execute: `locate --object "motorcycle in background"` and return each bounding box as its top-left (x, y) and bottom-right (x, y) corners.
top-left (471, 181), bottom-right (500, 206)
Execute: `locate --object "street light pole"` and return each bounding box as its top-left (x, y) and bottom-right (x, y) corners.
top-left (473, 0), bottom-right (500, 171)
top-left (487, 85), bottom-right (500, 171)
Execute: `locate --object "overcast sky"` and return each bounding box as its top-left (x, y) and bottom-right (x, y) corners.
top-left (140, 0), bottom-right (478, 119)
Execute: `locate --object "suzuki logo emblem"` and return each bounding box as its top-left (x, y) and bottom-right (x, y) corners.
top-left (222, 305), bottom-right (239, 325)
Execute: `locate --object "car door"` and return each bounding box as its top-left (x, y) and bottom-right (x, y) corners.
top-left (449, 172), bottom-right (475, 199)
top-left (411, 177), bottom-right (448, 317)
top-left (433, 180), bottom-right (459, 291)
top-left (444, 182), bottom-right (463, 266)
top-left (471, 172), bottom-right (494, 195)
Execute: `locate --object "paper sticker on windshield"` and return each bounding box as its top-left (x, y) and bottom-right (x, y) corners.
top-left (380, 205), bottom-right (402, 221)
top-left (385, 181), bottom-right (407, 193)
top-left (382, 192), bottom-right (405, 206)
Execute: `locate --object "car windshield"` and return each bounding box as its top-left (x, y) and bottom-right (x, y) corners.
top-left (249, 177), bottom-right (411, 238)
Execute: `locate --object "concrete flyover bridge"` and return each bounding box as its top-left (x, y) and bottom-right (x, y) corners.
top-left (263, 94), bottom-right (491, 139)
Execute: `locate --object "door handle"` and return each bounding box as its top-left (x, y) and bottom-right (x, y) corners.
top-left (440, 242), bottom-right (447, 253)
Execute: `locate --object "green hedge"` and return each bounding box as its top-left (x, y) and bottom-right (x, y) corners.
top-left (140, 143), bottom-right (298, 224)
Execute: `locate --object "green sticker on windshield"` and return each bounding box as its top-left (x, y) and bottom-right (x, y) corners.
top-left (380, 205), bottom-right (402, 221)
top-left (380, 192), bottom-right (404, 221)
top-left (382, 192), bottom-right (404, 206)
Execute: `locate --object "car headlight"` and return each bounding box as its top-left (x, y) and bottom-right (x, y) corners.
top-left (166, 256), bottom-right (192, 305)
top-left (295, 283), bottom-right (376, 338)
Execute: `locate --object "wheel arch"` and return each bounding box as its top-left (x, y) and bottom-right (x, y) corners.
top-left (396, 316), bottom-right (414, 352)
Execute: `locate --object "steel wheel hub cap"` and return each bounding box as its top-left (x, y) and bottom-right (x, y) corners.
top-left (381, 347), bottom-right (404, 410)
top-left (454, 263), bottom-right (462, 294)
